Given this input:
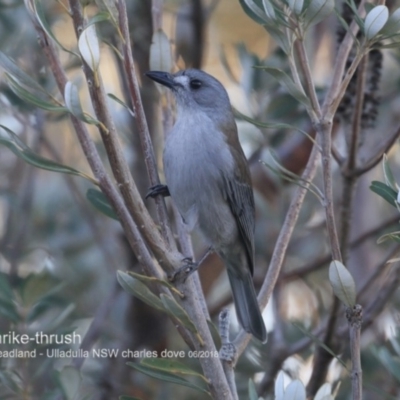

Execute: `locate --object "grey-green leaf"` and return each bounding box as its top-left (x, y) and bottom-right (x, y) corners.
top-left (117, 271), bottom-right (165, 312)
top-left (382, 154), bottom-right (397, 190)
top-left (64, 81), bottom-right (99, 125)
top-left (304, 0), bottom-right (335, 28)
top-left (0, 51), bottom-right (46, 94)
top-left (238, 0), bottom-right (268, 24)
top-left (34, 0), bottom-right (78, 56)
top-left (381, 8), bottom-right (400, 35)
top-left (6, 74), bottom-right (67, 112)
top-left (263, 24), bottom-right (291, 54)
top-left (58, 366), bottom-right (81, 400)
top-left (127, 362), bottom-right (211, 396)
top-left (329, 260), bottom-right (356, 307)
top-left (283, 380), bottom-right (306, 400)
top-left (86, 188), bottom-right (118, 220)
top-left (254, 66), bottom-right (310, 107)
top-left (0, 125), bottom-right (98, 184)
top-left (160, 294), bottom-right (198, 334)
top-left (249, 379), bottom-right (258, 400)
top-left (107, 93), bottom-right (135, 117)
top-left (370, 181), bottom-right (398, 207)
top-left (141, 358), bottom-right (208, 382)
top-left (288, 0), bottom-right (304, 15)
top-left (364, 5), bottom-right (389, 39)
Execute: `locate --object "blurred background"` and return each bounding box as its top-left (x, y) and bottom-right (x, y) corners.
top-left (1, 0), bottom-right (400, 399)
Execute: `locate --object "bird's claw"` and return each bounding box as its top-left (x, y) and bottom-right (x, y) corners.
top-left (145, 184), bottom-right (170, 199)
top-left (168, 257), bottom-right (199, 282)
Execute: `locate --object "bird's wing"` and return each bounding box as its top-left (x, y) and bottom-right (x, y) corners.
top-left (224, 165), bottom-right (256, 275)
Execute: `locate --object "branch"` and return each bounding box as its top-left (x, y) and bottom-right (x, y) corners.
top-left (340, 54), bottom-right (369, 261)
top-left (346, 305), bottom-right (363, 400)
top-left (67, 0), bottom-right (179, 273)
top-left (234, 141), bottom-right (321, 356)
top-left (117, 0), bottom-right (175, 249)
top-left (350, 125), bottom-right (400, 177)
top-left (29, 7), bottom-right (164, 282)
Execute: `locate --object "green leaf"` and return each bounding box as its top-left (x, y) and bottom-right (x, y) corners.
top-left (288, 0), bottom-right (304, 15)
top-left (382, 154), bottom-right (397, 190)
top-left (329, 260), bottom-right (356, 307)
top-left (64, 81), bottom-right (100, 125)
top-left (375, 347), bottom-right (400, 383)
top-left (206, 319), bottom-right (222, 349)
top-left (293, 323), bottom-right (347, 368)
top-left (275, 371), bottom-right (285, 400)
top-left (150, 29), bottom-right (173, 73)
top-left (381, 8), bottom-right (400, 35)
top-left (160, 294), bottom-right (198, 334)
top-left (254, 66), bottom-right (310, 107)
top-left (283, 380), bottom-right (306, 400)
top-left (0, 297), bottom-right (20, 323)
top-left (263, 24), bottom-right (291, 54)
top-left (95, 0), bottom-right (119, 28)
top-left (0, 51), bottom-right (47, 94)
top-left (234, 109), bottom-right (316, 142)
top-left (304, 0), bottom-right (335, 29)
top-left (238, 0), bottom-right (268, 24)
top-left (6, 74), bottom-right (67, 112)
top-left (377, 231), bottom-right (400, 244)
top-left (364, 5), bottom-right (389, 39)
top-left (127, 362), bottom-right (211, 396)
top-left (86, 188), bottom-right (118, 220)
top-left (249, 379), bottom-right (258, 400)
top-left (79, 24), bottom-right (100, 71)
top-left (262, 150), bottom-right (323, 201)
top-left (314, 383), bottom-right (333, 400)
top-left (107, 93), bottom-right (135, 117)
top-left (370, 181), bottom-right (398, 207)
top-left (141, 358), bottom-right (208, 383)
top-left (126, 271), bottom-right (183, 298)
top-left (58, 366), bottom-right (81, 400)
top-left (88, 11), bottom-right (111, 27)
top-left (34, 0), bottom-right (78, 56)
top-left (117, 271), bottom-right (165, 312)
top-left (262, 0), bottom-right (276, 20)
top-left (0, 125), bottom-right (98, 185)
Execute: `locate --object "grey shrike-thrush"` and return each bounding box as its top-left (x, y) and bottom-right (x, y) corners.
top-left (146, 69), bottom-right (267, 343)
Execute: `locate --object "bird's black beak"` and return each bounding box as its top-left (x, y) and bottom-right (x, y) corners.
top-left (145, 71), bottom-right (175, 89)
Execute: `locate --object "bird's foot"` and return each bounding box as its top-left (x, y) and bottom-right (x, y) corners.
top-left (168, 247), bottom-right (213, 283)
top-left (168, 257), bottom-right (199, 283)
top-left (145, 184), bottom-right (170, 199)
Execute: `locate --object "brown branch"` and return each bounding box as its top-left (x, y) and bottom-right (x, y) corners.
top-left (340, 54), bottom-right (369, 262)
top-left (118, 0), bottom-right (175, 249)
top-left (346, 305), bottom-right (363, 400)
top-left (349, 125), bottom-right (400, 177)
top-left (29, 6), bottom-right (164, 282)
top-left (234, 141), bottom-right (321, 356)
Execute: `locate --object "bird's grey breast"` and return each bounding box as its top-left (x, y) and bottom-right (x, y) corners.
top-left (163, 110), bottom-right (234, 231)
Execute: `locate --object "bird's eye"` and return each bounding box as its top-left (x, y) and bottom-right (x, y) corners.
top-left (190, 79), bottom-right (202, 90)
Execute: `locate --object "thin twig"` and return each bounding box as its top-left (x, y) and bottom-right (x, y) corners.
top-left (340, 54), bottom-right (369, 262)
top-left (346, 305), bottom-right (363, 400)
top-left (234, 140), bottom-right (321, 357)
top-left (118, 0), bottom-right (176, 249)
top-left (30, 9), bottom-right (164, 282)
top-left (282, 216), bottom-right (399, 282)
top-left (294, 38), bottom-right (321, 120)
top-left (349, 125), bottom-right (400, 177)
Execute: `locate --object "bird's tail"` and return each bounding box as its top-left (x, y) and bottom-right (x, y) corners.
top-left (227, 269), bottom-right (267, 343)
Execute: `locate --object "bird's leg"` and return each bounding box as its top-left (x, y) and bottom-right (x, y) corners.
top-left (145, 184), bottom-right (170, 199)
top-left (169, 247), bottom-right (213, 282)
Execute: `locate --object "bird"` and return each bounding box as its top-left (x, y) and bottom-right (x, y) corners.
top-left (145, 69), bottom-right (267, 343)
